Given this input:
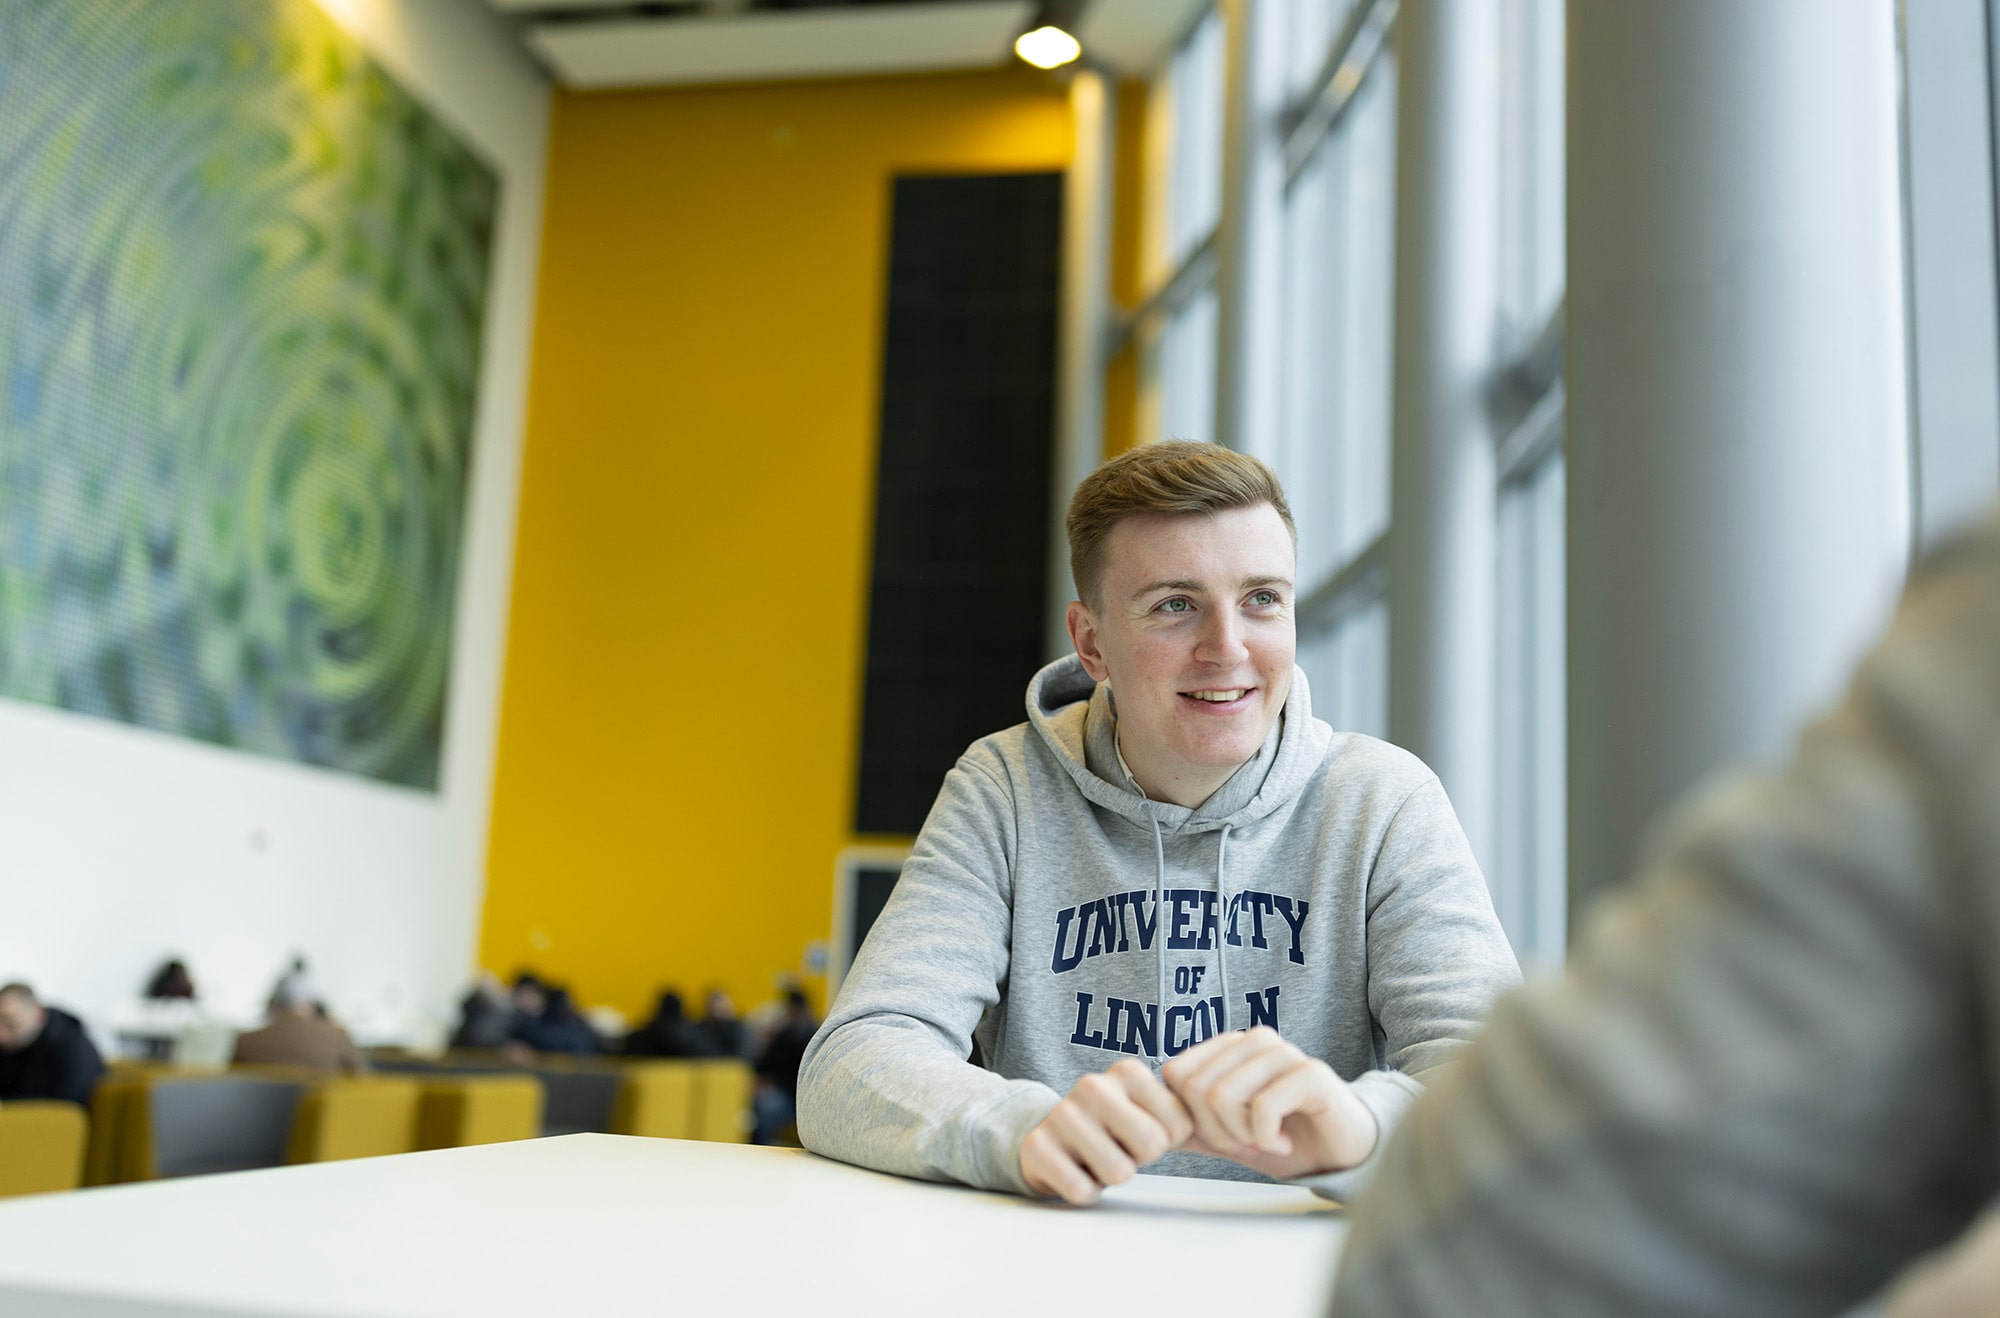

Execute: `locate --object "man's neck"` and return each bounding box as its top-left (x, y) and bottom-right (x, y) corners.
top-left (1114, 735), bottom-right (1236, 810)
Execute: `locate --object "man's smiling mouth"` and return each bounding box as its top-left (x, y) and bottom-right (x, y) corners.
top-left (1184, 689), bottom-right (1250, 703)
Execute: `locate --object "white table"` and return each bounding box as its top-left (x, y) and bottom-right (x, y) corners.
top-left (0, 1135), bottom-right (1349, 1316)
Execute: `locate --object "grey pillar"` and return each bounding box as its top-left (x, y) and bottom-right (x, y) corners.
top-left (1388, 0), bottom-right (1500, 868)
top-left (1213, 0), bottom-right (1286, 461)
top-left (1566, 0), bottom-right (1911, 922)
top-left (1046, 70), bottom-right (1115, 658)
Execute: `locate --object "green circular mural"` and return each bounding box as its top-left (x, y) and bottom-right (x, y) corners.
top-left (0, 0), bottom-right (499, 790)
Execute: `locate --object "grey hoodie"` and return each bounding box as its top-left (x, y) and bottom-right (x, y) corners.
top-left (797, 655), bottom-right (1521, 1200)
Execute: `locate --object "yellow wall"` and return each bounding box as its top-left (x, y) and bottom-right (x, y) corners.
top-left (482, 70), bottom-right (1072, 1021)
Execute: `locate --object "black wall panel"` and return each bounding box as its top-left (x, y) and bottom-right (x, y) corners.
top-left (855, 172), bottom-right (1062, 835)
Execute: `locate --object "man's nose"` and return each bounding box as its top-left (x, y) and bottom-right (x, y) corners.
top-left (1195, 610), bottom-right (1250, 664)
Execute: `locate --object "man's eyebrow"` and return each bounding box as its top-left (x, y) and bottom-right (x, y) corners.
top-left (1127, 574), bottom-right (1294, 601)
top-left (1130, 578), bottom-right (1205, 599)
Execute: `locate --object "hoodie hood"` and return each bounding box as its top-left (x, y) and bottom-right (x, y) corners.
top-left (1024, 653), bottom-right (1335, 833)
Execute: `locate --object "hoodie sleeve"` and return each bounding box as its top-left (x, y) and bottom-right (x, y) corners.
top-left (1295, 775), bottom-right (1523, 1204)
top-left (1332, 529), bottom-right (2000, 1316)
top-left (797, 749), bottom-right (1062, 1195)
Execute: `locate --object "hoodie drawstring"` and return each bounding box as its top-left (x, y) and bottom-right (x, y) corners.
top-left (1149, 810), bottom-right (1168, 1071)
top-left (1216, 823), bottom-right (1234, 1034)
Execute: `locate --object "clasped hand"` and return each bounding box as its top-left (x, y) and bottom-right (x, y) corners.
top-left (1017, 1026), bottom-right (1378, 1205)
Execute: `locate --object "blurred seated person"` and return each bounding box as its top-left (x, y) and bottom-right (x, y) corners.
top-left (232, 971), bottom-right (366, 1072)
top-left (751, 990), bottom-right (818, 1145)
top-left (697, 987), bottom-right (749, 1059)
top-left (1333, 517), bottom-right (2000, 1315)
top-left (505, 976), bottom-right (603, 1058)
top-left (0, 982), bottom-right (105, 1107)
top-left (449, 973), bottom-right (515, 1050)
top-left (144, 959), bottom-right (196, 1001)
top-left (117, 957), bottom-right (207, 1059)
top-left (622, 990), bottom-right (712, 1058)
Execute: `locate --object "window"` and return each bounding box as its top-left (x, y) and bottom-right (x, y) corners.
top-left (1275, 0), bottom-right (1396, 726)
top-left (1499, 0), bottom-right (1565, 339)
top-left (1163, 9), bottom-right (1225, 272)
top-left (1298, 594), bottom-right (1388, 740)
top-left (1133, 7), bottom-right (1225, 447)
top-left (1490, 0), bottom-right (1568, 968)
top-left (1495, 445), bottom-right (1565, 970)
top-left (1157, 284), bottom-right (1218, 443)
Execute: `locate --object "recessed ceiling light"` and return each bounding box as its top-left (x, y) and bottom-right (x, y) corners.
top-left (1015, 25), bottom-right (1081, 70)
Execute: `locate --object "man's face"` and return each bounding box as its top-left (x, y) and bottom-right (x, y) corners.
top-left (1066, 504), bottom-right (1296, 806)
top-left (0, 994), bottom-right (46, 1052)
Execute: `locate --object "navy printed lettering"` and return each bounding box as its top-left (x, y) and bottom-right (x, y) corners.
top-left (1083, 898), bottom-right (1116, 958)
top-left (1244, 985), bottom-right (1280, 1029)
top-left (1051, 906), bottom-right (1088, 974)
top-left (1116, 999), bottom-right (1157, 1056)
top-left (1163, 1005), bottom-right (1196, 1056)
top-left (1130, 889), bottom-right (1159, 950)
top-left (1168, 890), bottom-right (1202, 949)
top-left (1246, 892), bottom-right (1274, 949)
top-left (1069, 992), bottom-right (1103, 1047)
top-left (1273, 896), bottom-right (1310, 965)
top-left (1197, 891), bottom-right (1219, 950)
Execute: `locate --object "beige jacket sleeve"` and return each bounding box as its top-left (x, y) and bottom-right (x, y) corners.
top-left (1335, 520), bottom-right (2000, 1317)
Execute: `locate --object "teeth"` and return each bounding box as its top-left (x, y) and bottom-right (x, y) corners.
top-left (1189, 690), bottom-right (1247, 702)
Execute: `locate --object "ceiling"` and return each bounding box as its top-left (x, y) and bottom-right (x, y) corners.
top-left (482, 0), bottom-right (1208, 90)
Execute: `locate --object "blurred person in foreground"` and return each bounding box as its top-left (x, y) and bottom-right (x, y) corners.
top-left (0, 983), bottom-right (104, 1107)
top-left (1334, 518), bottom-right (2000, 1316)
top-left (232, 970), bottom-right (366, 1072)
top-left (800, 442), bottom-right (1519, 1203)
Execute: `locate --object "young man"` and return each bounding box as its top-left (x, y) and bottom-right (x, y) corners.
top-left (798, 442), bottom-right (1519, 1204)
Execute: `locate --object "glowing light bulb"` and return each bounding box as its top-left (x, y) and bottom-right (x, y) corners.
top-left (1015, 25), bottom-right (1081, 70)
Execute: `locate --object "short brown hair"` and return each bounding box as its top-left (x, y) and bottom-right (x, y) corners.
top-left (1065, 441), bottom-right (1296, 607)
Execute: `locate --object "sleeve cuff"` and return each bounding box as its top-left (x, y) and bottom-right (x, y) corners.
top-left (1288, 1069), bottom-right (1426, 1205)
top-left (969, 1081), bottom-right (1064, 1197)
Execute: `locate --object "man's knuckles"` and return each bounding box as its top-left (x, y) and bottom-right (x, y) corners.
top-left (1072, 1071), bottom-right (1119, 1104)
top-left (1107, 1057), bottom-right (1153, 1087)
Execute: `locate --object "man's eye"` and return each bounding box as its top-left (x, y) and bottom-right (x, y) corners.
top-left (1157, 598), bottom-right (1191, 614)
top-left (1250, 590), bottom-right (1279, 607)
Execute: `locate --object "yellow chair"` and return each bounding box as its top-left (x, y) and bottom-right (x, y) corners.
top-left (688, 1058), bottom-right (754, 1143)
top-left (287, 1076), bottom-right (423, 1164)
top-left (611, 1062), bottom-right (697, 1140)
top-left (416, 1075), bottom-right (543, 1150)
top-left (0, 1102), bottom-right (88, 1197)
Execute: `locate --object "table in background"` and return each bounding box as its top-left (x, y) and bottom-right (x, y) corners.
top-left (0, 1134), bottom-right (1349, 1316)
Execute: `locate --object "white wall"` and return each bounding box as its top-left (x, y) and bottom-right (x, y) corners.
top-left (0, 0), bottom-right (550, 1044)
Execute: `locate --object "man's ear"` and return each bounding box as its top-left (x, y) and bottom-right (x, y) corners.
top-left (1067, 600), bottom-right (1112, 682)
